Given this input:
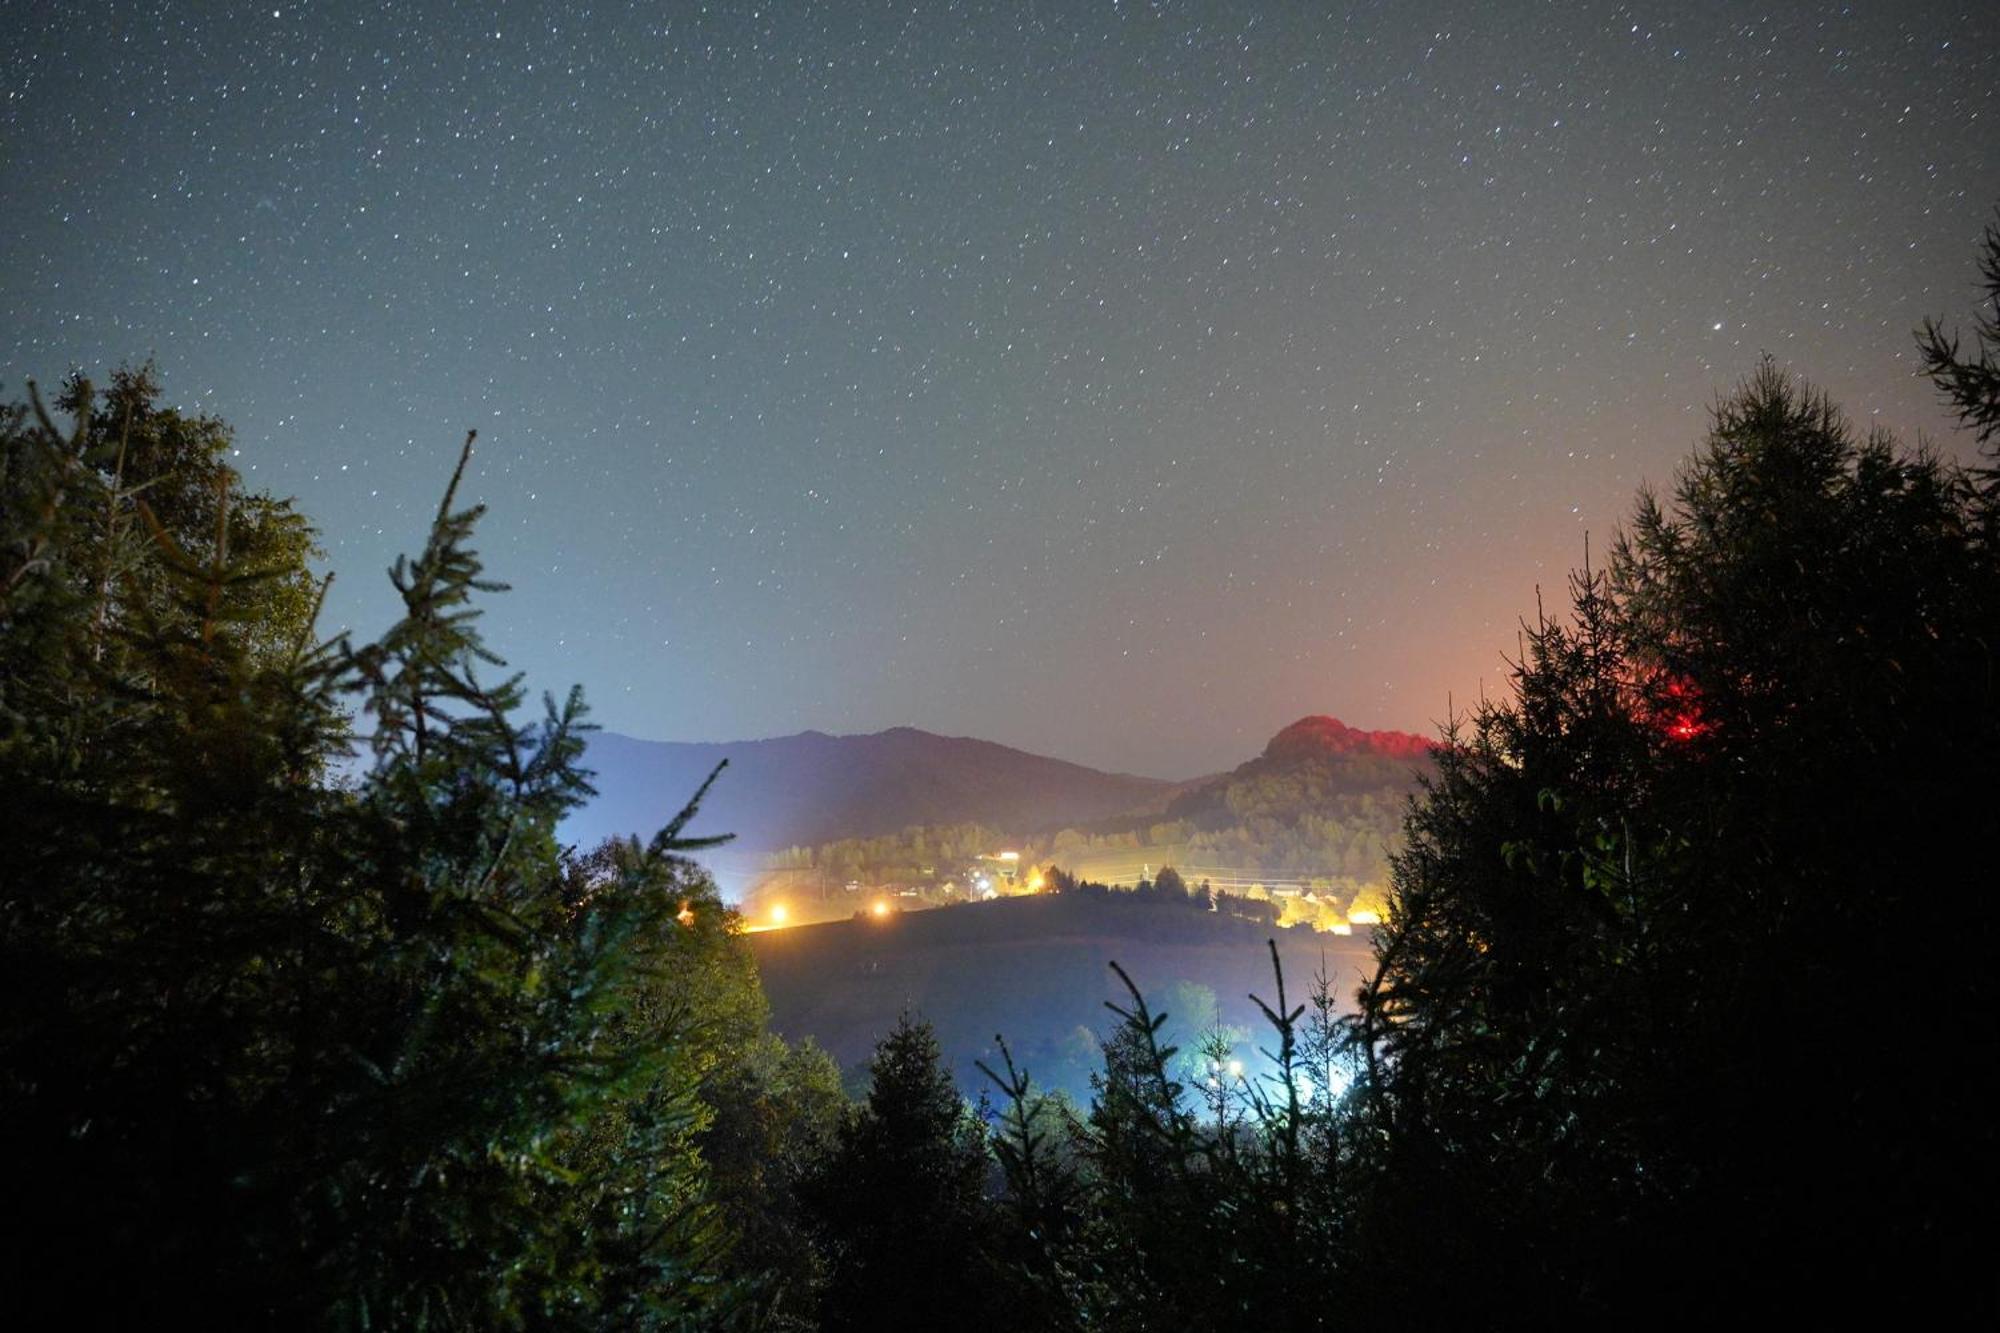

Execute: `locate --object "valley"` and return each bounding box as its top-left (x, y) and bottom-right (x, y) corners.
top-left (747, 891), bottom-right (1377, 1104)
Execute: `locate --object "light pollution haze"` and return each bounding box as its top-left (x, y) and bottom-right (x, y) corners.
top-left (3, 1), bottom-right (1996, 776)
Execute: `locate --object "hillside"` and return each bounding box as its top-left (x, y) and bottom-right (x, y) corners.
top-left (742, 715), bottom-right (1439, 927)
top-left (748, 893), bottom-right (1376, 1102)
top-left (563, 726), bottom-right (1177, 855)
top-left (1164, 714), bottom-right (1435, 827)
top-left (1013, 717), bottom-right (1430, 929)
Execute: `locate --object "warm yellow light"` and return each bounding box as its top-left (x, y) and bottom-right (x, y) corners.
top-left (770, 903), bottom-right (789, 925)
top-left (1331, 922), bottom-right (1354, 935)
top-left (871, 900), bottom-right (890, 918)
top-left (1347, 909), bottom-right (1381, 925)
top-left (997, 850), bottom-right (1020, 861)
top-left (1027, 871), bottom-right (1046, 891)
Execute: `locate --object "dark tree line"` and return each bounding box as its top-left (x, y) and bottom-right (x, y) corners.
top-left (1343, 359), bottom-right (1997, 1322)
top-left (0, 374), bottom-right (843, 1327)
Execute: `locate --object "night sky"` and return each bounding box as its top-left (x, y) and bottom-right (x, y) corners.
top-left (4, 2), bottom-right (1995, 778)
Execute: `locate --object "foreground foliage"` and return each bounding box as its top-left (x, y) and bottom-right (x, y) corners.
top-left (1346, 361), bottom-right (1996, 1321)
top-left (0, 379), bottom-right (809, 1327)
top-left (805, 1014), bottom-right (1008, 1332)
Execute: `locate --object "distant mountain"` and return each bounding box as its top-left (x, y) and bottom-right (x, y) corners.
top-left (1257, 715), bottom-right (1434, 765)
top-left (1165, 715), bottom-right (1435, 827)
top-left (563, 726), bottom-right (1177, 856)
top-left (742, 715), bottom-right (1437, 925)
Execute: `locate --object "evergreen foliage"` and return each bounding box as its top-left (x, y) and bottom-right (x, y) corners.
top-left (1919, 213), bottom-right (2000, 456)
top-left (805, 1014), bottom-right (1003, 1332)
top-left (1346, 360), bottom-right (1999, 1320)
top-left (0, 380), bottom-right (785, 1327)
top-left (982, 950), bottom-right (1357, 1332)
top-left (698, 1033), bottom-right (847, 1330)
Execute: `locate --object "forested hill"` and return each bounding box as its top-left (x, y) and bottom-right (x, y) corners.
top-left (1024, 714), bottom-right (1437, 927)
top-left (755, 715), bottom-right (1438, 930)
top-left (564, 726), bottom-right (1179, 853)
top-left (1165, 715), bottom-right (1435, 826)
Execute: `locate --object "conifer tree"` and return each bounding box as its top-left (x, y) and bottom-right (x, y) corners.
top-left (698, 1033), bottom-right (848, 1330)
top-left (1, 383), bottom-right (769, 1328)
top-left (806, 1014), bottom-right (1001, 1332)
top-left (1919, 213), bottom-right (2000, 455)
top-left (984, 951), bottom-right (1347, 1333)
top-left (1347, 361), bottom-right (1999, 1321)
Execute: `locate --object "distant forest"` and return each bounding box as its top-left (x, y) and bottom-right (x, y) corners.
top-left (4, 227), bottom-right (1997, 1326)
top-left (765, 726), bottom-right (1428, 929)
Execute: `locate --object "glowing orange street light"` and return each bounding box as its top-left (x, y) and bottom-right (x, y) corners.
top-left (870, 900), bottom-right (891, 919)
top-left (769, 903), bottom-right (789, 926)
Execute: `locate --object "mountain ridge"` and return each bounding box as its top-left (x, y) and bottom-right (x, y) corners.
top-left (1260, 714), bottom-right (1433, 763)
top-left (564, 715), bottom-right (1434, 902)
top-left (563, 724), bottom-right (1184, 861)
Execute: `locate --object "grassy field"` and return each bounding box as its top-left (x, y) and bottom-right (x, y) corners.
top-left (747, 893), bottom-right (1376, 1102)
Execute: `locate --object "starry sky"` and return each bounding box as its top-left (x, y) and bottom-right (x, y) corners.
top-left (3, 2), bottom-right (1996, 778)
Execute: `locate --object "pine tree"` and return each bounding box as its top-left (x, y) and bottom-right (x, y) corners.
top-left (1, 385), bottom-right (769, 1328)
top-left (1348, 361), bottom-right (2000, 1321)
top-left (1919, 212), bottom-right (2000, 455)
top-left (698, 1033), bottom-right (848, 1330)
top-left (807, 1014), bottom-right (1002, 1332)
top-left (985, 953), bottom-right (1344, 1333)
